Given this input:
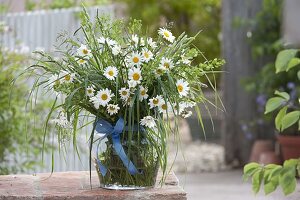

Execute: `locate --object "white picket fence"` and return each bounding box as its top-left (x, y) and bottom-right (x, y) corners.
top-left (1, 6), bottom-right (115, 174)
top-left (1, 5), bottom-right (115, 52)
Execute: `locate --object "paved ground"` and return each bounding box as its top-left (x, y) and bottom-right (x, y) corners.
top-left (177, 170), bottom-right (300, 200)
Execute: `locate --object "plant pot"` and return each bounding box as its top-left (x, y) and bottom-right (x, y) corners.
top-left (249, 140), bottom-right (273, 162)
top-left (258, 151), bottom-right (282, 165)
top-left (95, 131), bottom-right (159, 190)
top-left (277, 135), bottom-right (300, 160)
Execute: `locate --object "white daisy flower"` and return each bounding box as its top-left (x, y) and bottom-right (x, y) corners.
top-left (128, 67), bottom-right (142, 84)
top-left (97, 37), bottom-right (106, 44)
top-left (86, 86), bottom-right (95, 97)
top-left (104, 66), bottom-right (118, 80)
top-left (147, 37), bottom-right (157, 49)
top-left (106, 38), bottom-right (117, 47)
top-left (148, 95), bottom-right (163, 109)
top-left (154, 66), bottom-right (165, 77)
top-left (139, 86), bottom-right (148, 101)
top-left (132, 34), bottom-right (145, 46)
top-left (60, 71), bottom-right (75, 84)
top-left (182, 110), bottom-right (193, 118)
top-left (160, 57), bottom-right (174, 71)
top-left (128, 80), bottom-right (138, 88)
top-left (112, 44), bottom-right (122, 55)
top-left (176, 79), bottom-right (189, 97)
top-left (140, 116), bottom-right (156, 128)
top-left (158, 28), bottom-right (175, 43)
top-left (77, 44), bottom-right (92, 58)
top-left (126, 51), bottom-right (144, 67)
top-left (90, 88), bottom-right (114, 109)
top-left (158, 100), bottom-right (172, 114)
top-left (142, 48), bottom-right (153, 63)
top-left (77, 58), bottom-right (87, 65)
top-left (132, 34), bottom-right (139, 44)
top-left (119, 87), bottom-right (130, 101)
top-left (106, 104), bottom-right (120, 116)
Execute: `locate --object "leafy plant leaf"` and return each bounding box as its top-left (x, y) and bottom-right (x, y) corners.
top-left (252, 170), bottom-right (264, 194)
top-left (243, 162), bottom-right (261, 181)
top-left (274, 90), bottom-right (290, 101)
top-left (297, 70), bottom-right (300, 80)
top-left (281, 111), bottom-right (300, 131)
top-left (275, 49), bottom-right (298, 73)
top-left (287, 57), bottom-right (300, 71)
top-left (279, 167), bottom-right (297, 195)
top-left (275, 106), bottom-right (287, 131)
top-left (264, 97), bottom-right (286, 114)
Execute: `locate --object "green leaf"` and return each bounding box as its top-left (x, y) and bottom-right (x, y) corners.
top-left (281, 111), bottom-right (300, 131)
top-left (283, 159), bottom-right (299, 168)
top-left (274, 90), bottom-right (290, 101)
top-left (264, 175), bottom-right (279, 195)
top-left (252, 170), bottom-right (264, 194)
top-left (264, 97), bottom-right (286, 114)
top-left (243, 162), bottom-right (261, 181)
top-left (275, 49), bottom-right (298, 73)
top-left (269, 165), bottom-right (283, 179)
top-left (287, 57), bottom-right (300, 71)
top-left (279, 167), bottom-right (297, 195)
top-left (275, 106), bottom-right (287, 131)
top-left (297, 70), bottom-right (300, 80)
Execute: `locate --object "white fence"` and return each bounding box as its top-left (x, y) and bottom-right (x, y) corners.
top-left (1, 5), bottom-right (115, 52)
top-left (1, 6), bottom-right (115, 174)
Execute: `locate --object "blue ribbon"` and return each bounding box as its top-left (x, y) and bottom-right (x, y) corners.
top-left (95, 117), bottom-right (140, 176)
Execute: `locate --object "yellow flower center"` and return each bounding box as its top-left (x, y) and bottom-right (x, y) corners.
top-left (144, 52), bottom-right (149, 58)
top-left (83, 49), bottom-right (89, 54)
top-left (108, 106), bottom-right (115, 111)
top-left (108, 70), bottom-right (114, 76)
top-left (101, 94), bottom-right (108, 100)
top-left (64, 74), bottom-right (71, 81)
top-left (122, 91), bottom-right (128, 96)
top-left (133, 56), bottom-right (139, 63)
top-left (153, 98), bottom-right (159, 105)
top-left (164, 62), bottom-right (170, 68)
top-left (79, 59), bottom-right (85, 63)
top-left (141, 90), bottom-right (146, 96)
top-left (164, 31), bottom-right (170, 38)
top-left (132, 72), bottom-right (140, 81)
top-left (177, 85), bottom-right (183, 92)
top-left (161, 104), bottom-right (167, 110)
top-left (88, 89), bottom-right (92, 93)
top-left (156, 69), bottom-right (163, 74)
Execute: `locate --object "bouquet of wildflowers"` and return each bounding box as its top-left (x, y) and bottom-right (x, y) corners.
top-left (27, 9), bottom-right (224, 189)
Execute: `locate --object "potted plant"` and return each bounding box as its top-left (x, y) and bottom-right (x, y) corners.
top-left (264, 49), bottom-right (300, 160)
top-left (24, 8), bottom-right (224, 189)
top-left (244, 49), bottom-right (300, 195)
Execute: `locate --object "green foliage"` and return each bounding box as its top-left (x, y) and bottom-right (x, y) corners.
top-left (119, 0), bottom-right (221, 61)
top-left (24, 0), bottom-right (109, 11)
top-left (244, 159), bottom-right (300, 195)
top-left (243, 0), bottom-right (285, 96)
top-left (275, 49), bottom-right (299, 73)
top-left (0, 48), bottom-right (48, 174)
top-left (264, 49), bottom-right (300, 133)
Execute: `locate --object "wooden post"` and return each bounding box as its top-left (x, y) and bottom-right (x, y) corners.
top-left (221, 0), bottom-right (264, 165)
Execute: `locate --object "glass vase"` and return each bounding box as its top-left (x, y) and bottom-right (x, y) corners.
top-left (95, 131), bottom-right (159, 190)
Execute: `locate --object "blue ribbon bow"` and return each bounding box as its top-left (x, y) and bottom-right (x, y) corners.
top-left (95, 117), bottom-right (140, 176)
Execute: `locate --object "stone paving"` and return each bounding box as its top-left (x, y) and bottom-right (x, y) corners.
top-left (177, 170), bottom-right (300, 200)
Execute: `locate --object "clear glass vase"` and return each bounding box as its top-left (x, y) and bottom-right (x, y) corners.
top-left (95, 131), bottom-right (159, 190)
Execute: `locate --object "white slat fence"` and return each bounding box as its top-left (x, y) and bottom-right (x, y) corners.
top-left (1, 5), bottom-right (115, 174)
